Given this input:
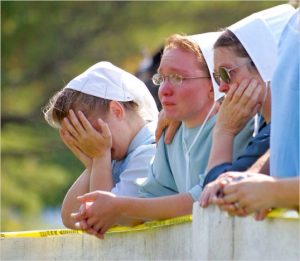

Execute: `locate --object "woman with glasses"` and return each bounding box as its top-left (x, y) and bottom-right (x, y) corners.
top-left (199, 4), bottom-right (296, 218)
top-left (139, 33), bottom-right (252, 201)
top-left (70, 33), bottom-right (253, 239)
top-left (204, 7), bottom-right (299, 218)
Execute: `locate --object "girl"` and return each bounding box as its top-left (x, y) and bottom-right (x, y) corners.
top-left (43, 61), bottom-right (158, 228)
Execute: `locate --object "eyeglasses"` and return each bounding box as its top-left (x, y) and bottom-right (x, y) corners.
top-left (213, 61), bottom-right (251, 85)
top-left (152, 73), bottom-right (210, 87)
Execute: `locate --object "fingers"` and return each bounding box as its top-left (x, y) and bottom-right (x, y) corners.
top-left (77, 111), bottom-right (94, 133)
top-left (62, 110), bottom-right (95, 141)
top-left (155, 123), bottom-right (164, 144)
top-left (164, 121), bottom-right (181, 144)
top-left (77, 191), bottom-right (99, 203)
top-left (224, 83), bottom-right (238, 102)
top-left (68, 110), bottom-right (86, 134)
top-left (200, 183), bottom-right (221, 208)
top-left (199, 176), bottom-right (233, 207)
top-left (199, 189), bottom-right (210, 208)
top-left (71, 211), bottom-right (86, 223)
top-left (155, 110), bottom-right (167, 143)
top-left (96, 118), bottom-right (111, 138)
top-left (78, 219), bottom-right (108, 240)
top-left (241, 80), bottom-right (263, 115)
top-left (62, 117), bottom-right (79, 139)
top-left (222, 190), bottom-right (240, 204)
top-left (59, 128), bottom-right (74, 146)
top-left (155, 109), bottom-right (180, 144)
top-left (225, 79), bottom-right (263, 114)
top-left (254, 208), bottom-right (270, 221)
top-left (231, 79), bottom-right (250, 104)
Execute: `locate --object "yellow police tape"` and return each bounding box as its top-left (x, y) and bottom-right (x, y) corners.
top-left (1, 208), bottom-right (298, 238)
top-left (0, 215), bottom-right (192, 238)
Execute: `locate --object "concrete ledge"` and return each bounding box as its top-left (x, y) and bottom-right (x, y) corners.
top-left (193, 204), bottom-right (300, 260)
top-left (1, 203), bottom-right (299, 260)
top-left (1, 221), bottom-right (192, 260)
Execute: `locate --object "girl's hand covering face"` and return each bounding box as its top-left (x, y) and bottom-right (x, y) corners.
top-left (61, 110), bottom-right (112, 159)
top-left (59, 128), bottom-right (92, 168)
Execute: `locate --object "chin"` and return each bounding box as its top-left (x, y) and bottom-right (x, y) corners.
top-left (164, 111), bottom-right (180, 121)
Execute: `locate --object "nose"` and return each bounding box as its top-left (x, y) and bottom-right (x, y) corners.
top-left (158, 80), bottom-right (173, 97)
top-left (218, 81), bottom-right (230, 94)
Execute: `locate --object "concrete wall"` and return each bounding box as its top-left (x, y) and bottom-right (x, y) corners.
top-left (193, 204), bottom-right (300, 260)
top-left (1, 203), bottom-right (299, 260)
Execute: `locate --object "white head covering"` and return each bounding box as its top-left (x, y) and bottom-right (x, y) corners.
top-left (228, 4), bottom-right (296, 82)
top-left (189, 32), bottom-right (224, 101)
top-left (254, 4), bottom-right (297, 44)
top-left (65, 61), bottom-right (158, 122)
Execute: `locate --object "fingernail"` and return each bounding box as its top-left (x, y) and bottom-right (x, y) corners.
top-left (71, 212), bottom-right (78, 218)
top-left (74, 222), bottom-right (81, 229)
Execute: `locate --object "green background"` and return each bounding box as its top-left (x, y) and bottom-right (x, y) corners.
top-left (1, 1), bottom-right (286, 231)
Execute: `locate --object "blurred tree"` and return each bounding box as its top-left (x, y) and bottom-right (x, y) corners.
top-left (1, 1), bottom-right (286, 231)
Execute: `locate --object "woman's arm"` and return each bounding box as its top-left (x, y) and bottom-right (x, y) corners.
top-left (215, 175), bottom-right (299, 215)
top-left (207, 79), bottom-right (263, 171)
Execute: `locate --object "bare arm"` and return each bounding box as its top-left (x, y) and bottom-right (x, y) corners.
top-left (61, 169), bottom-right (90, 228)
top-left (247, 149), bottom-right (270, 175)
top-left (90, 155), bottom-right (113, 191)
top-left (271, 177), bottom-right (299, 209)
top-left (60, 110), bottom-right (114, 228)
top-left (64, 110), bottom-right (113, 192)
top-left (207, 79), bottom-right (263, 171)
top-left (72, 191), bottom-right (194, 237)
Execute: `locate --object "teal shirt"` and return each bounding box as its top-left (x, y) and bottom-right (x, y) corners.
top-left (139, 115), bottom-right (253, 201)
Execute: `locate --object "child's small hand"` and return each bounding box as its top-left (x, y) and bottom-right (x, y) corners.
top-left (59, 128), bottom-right (92, 168)
top-left (63, 110), bottom-right (112, 158)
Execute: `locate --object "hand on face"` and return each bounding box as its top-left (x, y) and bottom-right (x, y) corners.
top-left (61, 110), bottom-right (112, 159)
top-left (215, 78), bottom-right (264, 136)
top-left (71, 191), bottom-right (118, 239)
top-left (155, 109), bottom-right (181, 144)
top-left (59, 128), bottom-right (92, 169)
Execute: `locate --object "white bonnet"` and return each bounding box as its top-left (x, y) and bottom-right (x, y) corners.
top-left (65, 61), bottom-right (158, 122)
top-left (189, 32), bottom-right (224, 101)
top-left (228, 4), bottom-right (296, 82)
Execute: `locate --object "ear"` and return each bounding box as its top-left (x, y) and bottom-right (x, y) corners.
top-left (108, 101), bottom-right (125, 120)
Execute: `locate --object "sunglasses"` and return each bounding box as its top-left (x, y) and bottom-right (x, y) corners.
top-left (213, 61), bottom-right (251, 86)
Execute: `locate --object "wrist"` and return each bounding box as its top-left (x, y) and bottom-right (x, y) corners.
top-left (214, 124), bottom-right (235, 136)
top-left (213, 128), bottom-right (235, 143)
top-left (93, 151), bottom-right (111, 162)
top-left (115, 196), bottom-right (129, 217)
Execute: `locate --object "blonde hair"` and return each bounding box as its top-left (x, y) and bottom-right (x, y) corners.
top-left (43, 88), bottom-right (138, 129)
top-left (163, 34), bottom-right (210, 75)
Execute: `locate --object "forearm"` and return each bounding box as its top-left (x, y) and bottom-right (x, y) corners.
top-left (247, 149), bottom-right (270, 175)
top-left (117, 193), bottom-right (194, 223)
top-left (90, 154), bottom-right (113, 192)
top-left (207, 129), bottom-right (235, 171)
top-left (272, 177), bottom-right (300, 209)
top-left (61, 169), bottom-right (90, 228)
